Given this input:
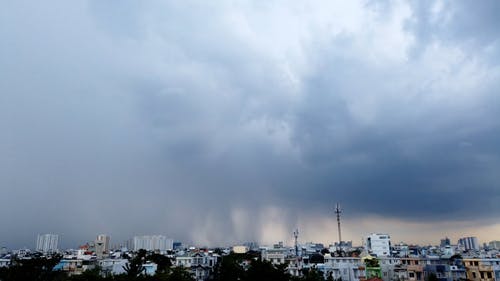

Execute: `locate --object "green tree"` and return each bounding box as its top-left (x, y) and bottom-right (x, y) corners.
top-left (301, 267), bottom-right (324, 281)
top-left (164, 266), bottom-right (195, 281)
top-left (365, 258), bottom-right (379, 268)
top-left (244, 259), bottom-right (289, 281)
top-left (123, 259), bottom-right (145, 278)
top-left (212, 253), bottom-right (245, 281)
top-left (147, 253), bottom-right (172, 274)
top-left (0, 255), bottom-right (65, 281)
top-left (426, 273), bottom-right (438, 281)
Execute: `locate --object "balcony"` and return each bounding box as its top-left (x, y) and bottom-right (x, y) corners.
top-left (478, 265), bottom-right (492, 271)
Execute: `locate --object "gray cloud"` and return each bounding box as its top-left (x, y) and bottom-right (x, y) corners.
top-left (1, 0), bottom-right (499, 248)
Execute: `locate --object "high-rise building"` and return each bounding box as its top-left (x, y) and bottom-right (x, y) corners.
top-left (36, 234), bottom-right (59, 253)
top-left (95, 234), bottom-right (110, 258)
top-left (440, 237), bottom-right (451, 247)
top-left (131, 235), bottom-right (173, 251)
top-left (365, 233), bottom-right (391, 256)
top-left (488, 240), bottom-right (500, 250)
top-left (458, 236), bottom-right (479, 251)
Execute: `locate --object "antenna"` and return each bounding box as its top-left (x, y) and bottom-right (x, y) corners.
top-left (293, 228), bottom-right (299, 257)
top-left (334, 203), bottom-right (342, 245)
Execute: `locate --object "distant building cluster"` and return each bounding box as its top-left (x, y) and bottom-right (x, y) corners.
top-left (128, 235), bottom-right (174, 252)
top-left (458, 236), bottom-right (480, 251)
top-left (1, 232), bottom-right (499, 281)
top-left (36, 234), bottom-right (59, 253)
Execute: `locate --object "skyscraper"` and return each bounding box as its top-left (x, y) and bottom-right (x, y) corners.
top-left (36, 234), bottom-right (59, 253)
top-left (95, 234), bottom-right (110, 258)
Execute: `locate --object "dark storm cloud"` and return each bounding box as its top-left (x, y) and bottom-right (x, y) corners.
top-left (407, 0), bottom-right (500, 58)
top-left (1, 0), bottom-right (499, 248)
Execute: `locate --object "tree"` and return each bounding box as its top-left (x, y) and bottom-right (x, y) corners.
top-left (301, 267), bottom-right (324, 281)
top-left (309, 254), bottom-right (325, 264)
top-left (212, 253), bottom-right (245, 281)
top-left (147, 253), bottom-right (172, 274)
top-left (365, 258), bottom-right (379, 268)
top-left (426, 273), bottom-right (438, 281)
top-left (0, 255), bottom-right (65, 281)
top-left (244, 259), bottom-right (289, 281)
top-left (164, 267), bottom-right (195, 281)
top-left (122, 249), bottom-right (149, 278)
top-left (123, 259), bottom-right (145, 278)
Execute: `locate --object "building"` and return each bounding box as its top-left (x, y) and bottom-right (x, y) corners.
top-left (440, 237), bottom-right (451, 248)
top-left (458, 237), bottom-right (479, 251)
top-left (232, 245), bottom-right (249, 254)
top-left (0, 259), bottom-right (11, 268)
top-left (365, 234), bottom-right (391, 257)
top-left (95, 234), bottom-right (110, 258)
top-left (400, 257), bottom-right (424, 281)
top-left (463, 258), bottom-right (495, 281)
top-left (36, 234), bottom-right (59, 253)
top-left (488, 241), bottom-right (500, 250)
top-left (379, 256), bottom-right (401, 281)
top-left (99, 259), bottom-right (128, 275)
top-left (53, 259), bottom-right (96, 276)
top-left (261, 247), bottom-right (288, 265)
top-left (321, 256), bottom-right (364, 281)
top-left (174, 252), bottom-right (220, 281)
top-left (131, 235), bottom-right (173, 251)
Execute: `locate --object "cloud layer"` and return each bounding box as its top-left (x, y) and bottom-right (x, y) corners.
top-left (1, 0), bottom-right (499, 248)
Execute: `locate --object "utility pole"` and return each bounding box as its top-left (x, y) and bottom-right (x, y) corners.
top-left (334, 203), bottom-right (342, 245)
top-left (293, 228), bottom-right (299, 257)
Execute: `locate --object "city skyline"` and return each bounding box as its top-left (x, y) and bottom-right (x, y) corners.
top-left (3, 223), bottom-right (498, 251)
top-left (1, 1), bottom-right (499, 249)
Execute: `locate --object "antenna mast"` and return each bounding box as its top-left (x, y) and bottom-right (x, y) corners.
top-left (334, 203), bottom-right (342, 245)
top-left (293, 229), bottom-right (299, 256)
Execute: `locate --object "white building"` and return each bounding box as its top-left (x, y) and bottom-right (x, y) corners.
top-left (232, 245), bottom-right (249, 254)
top-left (261, 247), bottom-right (288, 265)
top-left (458, 237), bottom-right (479, 251)
top-left (174, 252), bottom-right (220, 281)
top-left (36, 234), bottom-right (59, 253)
top-left (321, 256), bottom-right (364, 281)
top-left (365, 233), bottom-right (391, 257)
top-left (131, 235), bottom-right (173, 251)
top-left (0, 259), bottom-right (11, 267)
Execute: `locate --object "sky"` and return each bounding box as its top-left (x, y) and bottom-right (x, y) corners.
top-left (1, 0), bottom-right (499, 249)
